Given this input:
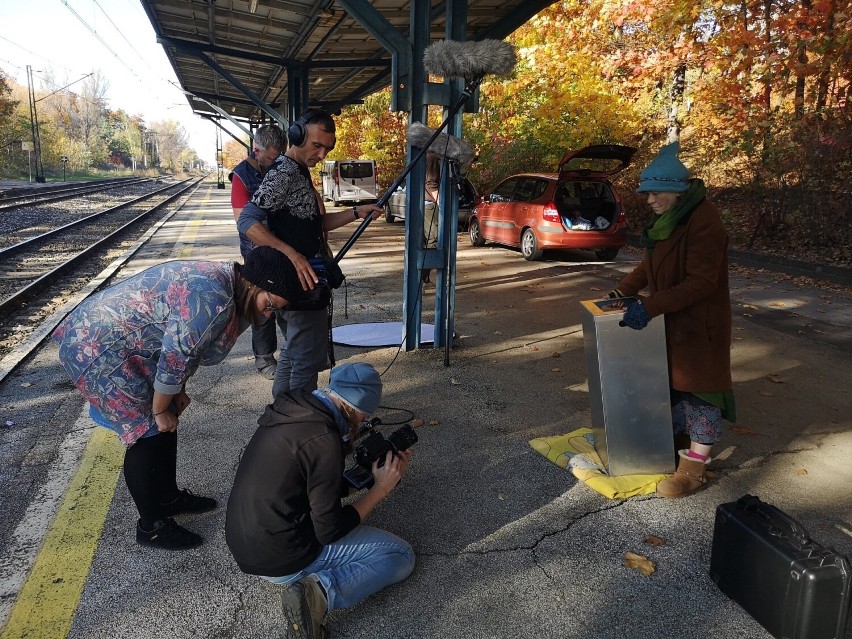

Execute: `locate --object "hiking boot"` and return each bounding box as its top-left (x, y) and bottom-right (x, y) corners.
top-left (136, 518), bottom-right (203, 550)
top-left (280, 574), bottom-right (328, 638)
top-left (657, 450), bottom-right (710, 498)
top-left (160, 489), bottom-right (217, 517)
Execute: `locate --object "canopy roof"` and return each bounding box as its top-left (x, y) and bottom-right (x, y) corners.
top-left (139, 0), bottom-right (553, 123)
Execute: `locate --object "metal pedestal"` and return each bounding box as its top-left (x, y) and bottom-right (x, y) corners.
top-left (581, 299), bottom-right (675, 476)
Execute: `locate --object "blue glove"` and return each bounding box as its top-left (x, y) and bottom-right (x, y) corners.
top-left (619, 301), bottom-right (651, 330)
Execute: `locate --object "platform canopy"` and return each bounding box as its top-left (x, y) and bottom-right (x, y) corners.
top-left (139, 0), bottom-right (554, 125)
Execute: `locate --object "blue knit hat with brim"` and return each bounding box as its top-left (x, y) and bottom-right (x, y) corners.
top-left (637, 141), bottom-right (690, 193)
top-left (326, 363), bottom-right (382, 415)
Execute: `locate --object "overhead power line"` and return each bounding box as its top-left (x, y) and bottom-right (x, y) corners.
top-left (60, 0), bottom-right (141, 80)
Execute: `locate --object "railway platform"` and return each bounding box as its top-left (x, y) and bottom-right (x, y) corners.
top-left (0, 177), bottom-right (850, 639)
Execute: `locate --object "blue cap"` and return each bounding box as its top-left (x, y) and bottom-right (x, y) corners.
top-left (326, 363), bottom-right (382, 415)
top-left (637, 141), bottom-right (690, 193)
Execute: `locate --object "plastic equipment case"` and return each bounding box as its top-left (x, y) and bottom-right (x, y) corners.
top-left (580, 298), bottom-right (674, 476)
top-left (710, 494), bottom-right (851, 639)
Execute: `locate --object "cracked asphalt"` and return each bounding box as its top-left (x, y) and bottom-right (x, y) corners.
top-left (1, 181), bottom-right (850, 638)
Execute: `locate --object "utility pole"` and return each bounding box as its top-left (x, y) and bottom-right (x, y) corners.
top-left (26, 65), bottom-right (45, 183)
top-left (215, 127), bottom-right (225, 189)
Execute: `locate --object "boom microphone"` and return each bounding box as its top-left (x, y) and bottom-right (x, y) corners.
top-left (423, 39), bottom-right (517, 79)
top-left (334, 39), bottom-right (517, 263)
top-left (407, 123), bottom-right (475, 165)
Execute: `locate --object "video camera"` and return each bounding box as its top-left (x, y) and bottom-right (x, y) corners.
top-left (343, 424), bottom-right (418, 490)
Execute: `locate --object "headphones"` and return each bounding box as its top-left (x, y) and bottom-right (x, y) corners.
top-left (287, 109), bottom-right (318, 147)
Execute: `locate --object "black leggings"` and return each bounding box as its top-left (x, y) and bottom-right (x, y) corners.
top-left (123, 431), bottom-right (180, 529)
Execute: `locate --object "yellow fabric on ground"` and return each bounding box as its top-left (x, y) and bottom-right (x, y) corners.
top-left (529, 428), bottom-right (669, 499)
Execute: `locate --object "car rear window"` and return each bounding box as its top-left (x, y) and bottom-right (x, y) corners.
top-left (515, 178), bottom-right (548, 202)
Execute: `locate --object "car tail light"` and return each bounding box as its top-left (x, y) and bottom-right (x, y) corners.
top-left (542, 202), bottom-right (559, 222)
top-left (616, 212), bottom-right (625, 224)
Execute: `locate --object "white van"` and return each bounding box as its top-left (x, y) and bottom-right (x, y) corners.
top-left (321, 159), bottom-right (378, 205)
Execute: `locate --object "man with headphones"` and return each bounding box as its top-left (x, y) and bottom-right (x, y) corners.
top-left (237, 109), bottom-right (384, 399)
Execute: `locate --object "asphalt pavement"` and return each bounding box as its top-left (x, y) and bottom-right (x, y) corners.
top-left (1, 179), bottom-right (850, 639)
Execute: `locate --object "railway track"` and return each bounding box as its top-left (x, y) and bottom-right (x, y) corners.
top-left (0, 176), bottom-right (205, 381)
top-left (0, 177), bottom-right (151, 211)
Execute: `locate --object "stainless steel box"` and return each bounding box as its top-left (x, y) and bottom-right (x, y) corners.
top-left (580, 299), bottom-right (675, 476)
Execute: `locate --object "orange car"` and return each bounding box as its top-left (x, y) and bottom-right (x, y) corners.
top-left (468, 144), bottom-right (636, 261)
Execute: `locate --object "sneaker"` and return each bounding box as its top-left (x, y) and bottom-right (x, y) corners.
top-left (160, 489), bottom-right (217, 517)
top-left (136, 518), bottom-right (203, 550)
top-left (257, 363), bottom-right (276, 380)
top-left (280, 574), bottom-right (328, 638)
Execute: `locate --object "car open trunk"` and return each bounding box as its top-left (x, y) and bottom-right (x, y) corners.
top-left (554, 181), bottom-right (619, 230)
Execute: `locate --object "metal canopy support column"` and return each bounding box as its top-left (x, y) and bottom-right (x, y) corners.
top-left (287, 65), bottom-right (309, 121)
top-left (433, 0), bottom-right (468, 357)
top-left (400, 0), bottom-right (432, 350)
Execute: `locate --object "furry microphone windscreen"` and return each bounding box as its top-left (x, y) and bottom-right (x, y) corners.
top-left (422, 39), bottom-right (517, 80)
top-left (407, 123), bottom-right (476, 165)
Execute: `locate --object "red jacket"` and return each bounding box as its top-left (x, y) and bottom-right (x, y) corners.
top-left (617, 198), bottom-right (732, 393)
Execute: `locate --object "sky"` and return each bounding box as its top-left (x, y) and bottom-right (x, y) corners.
top-left (0, 0), bottom-right (224, 164)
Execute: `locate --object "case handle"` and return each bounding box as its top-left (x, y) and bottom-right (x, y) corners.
top-left (737, 494), bottom-right (812, 548)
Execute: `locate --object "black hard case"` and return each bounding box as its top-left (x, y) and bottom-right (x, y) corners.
top-left (710, 494), bottom-right (851, 639)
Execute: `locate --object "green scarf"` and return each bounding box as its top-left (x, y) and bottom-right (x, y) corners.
top-left (640, 179), bottom-right (707, 252)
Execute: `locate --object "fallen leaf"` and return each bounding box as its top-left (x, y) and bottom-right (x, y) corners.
top-left (494, 331), bottom-right (503, 335)
top-left (411, 418), bottom-right (425, 428)
top-left (552, 352), bottom-right (561, 358)
top-left (730, 424), bottom-right (758, 435)
top-left (428, 419), bottom-right (439, 426)
top-left (498, 493), bottom-right (507, 500)
top-left (451, 378), bottom-right (460, 385)
top-left (796, 468), bottom-right (808, 476)
top-left (769, 302), bottom-right (787, 308)
top-left (21, 382), bottom-right (33, 388)
top-left (551, 367), bottom-right (562, 373)
top-left (623, 551), bottom-right (656, 576)
top-left (758, 390), bottom-right (775, 397)
top-left (742, 304), bottom-right (758, 310)
top-left (530, 346), bottom-right (539, 351)
top-left (590, 287), bottom-right (603, 291)
top-left (643, 535), bottom-right (666, 547)
top-left (765, 374), bottom-right (785, 384)
top-left (734, 337), bottom-right (744, 341)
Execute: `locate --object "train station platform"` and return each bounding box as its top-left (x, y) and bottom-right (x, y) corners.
top-left (1, 178), bottom-right (850, 639)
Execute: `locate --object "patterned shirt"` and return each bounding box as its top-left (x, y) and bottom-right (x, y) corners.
top-left (237, 155), bottom-right (324, 258)
top-left (53, 260), bottom-right (246, 445)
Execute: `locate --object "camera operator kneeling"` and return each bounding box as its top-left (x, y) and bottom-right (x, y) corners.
top-left (225, 363), bottom-right (414, 638)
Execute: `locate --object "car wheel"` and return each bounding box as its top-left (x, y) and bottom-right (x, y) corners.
top-left (469, 218), bottom-right (485, 246)
top-left (385, 210), bottom-right (395, 223)
top-left (521, 228), bottom-right (543, 261)
top-left (594, 248), bottom-right (619, 261)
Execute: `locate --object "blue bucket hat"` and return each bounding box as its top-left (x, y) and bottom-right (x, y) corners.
top-left (637, 141), bottom-right (690, 193)
top-left (326, 363), bottom-right (382, 415)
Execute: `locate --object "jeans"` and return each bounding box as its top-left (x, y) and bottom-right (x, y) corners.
top-left (261, 525), bottom-right (415, 611)
top-left (272, 308), bottom-right (328, 398)
top-left (252, 310), bottom-right (286, 366)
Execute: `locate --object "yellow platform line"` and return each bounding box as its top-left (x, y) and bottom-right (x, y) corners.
top-left (0, 429), bottom-right (123, 639)
top-left (175, 186), bottom-right (211, 259)
top-left (0, 188), bottom-right (214, 639)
